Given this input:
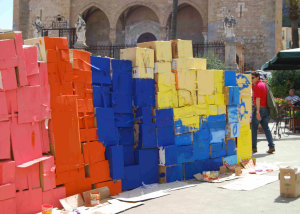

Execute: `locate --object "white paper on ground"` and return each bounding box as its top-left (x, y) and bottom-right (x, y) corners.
top-left (112, 181), bottom-right (196, 202)
top-left (220, 175), bottom-right (278, 191)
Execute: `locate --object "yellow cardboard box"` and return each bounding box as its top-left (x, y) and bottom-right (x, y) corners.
top-left (171, 39), bottom-right (193, 59)
top-left (237, 73), bottom-right (252, 85)
top-left (132, 67), bottom-right (154, 79)
top-left (215, 94), bottom-right (225, 105)
top-left (217, 105), bottom-right (226, 115)
top-left (208, 105), bottom-right (218, 115)
top-left (172, 58), bottom-right (206, 72)
top-left (120, 47), bottom-right (154, 68)
top-left (238, 84), bottom-right (252, 96)
top-left (193, 104), bottom-right (209, 116)
top-left (237, 124), bottom-right (252, 161)
top-left (154, 62), bottom-right (172, 74)
top-left (137, 41), bottom-right (172, 62)
top-left (178, 90), bottom-right (197, 107)
top-left (197, 95), bottom-right (206, 104)
top-left (215, 83), bottom-right (224, 94)
top-left (197, 70), bottom-right (215, 95)
top-left (213, 70), bottom-right (224, 83)
top-left (205, 95), bottom-right (215, 105)
top-left (155, 72), bottom-right (176, 92)
top-left (156, 90), bottom-right (178, 109)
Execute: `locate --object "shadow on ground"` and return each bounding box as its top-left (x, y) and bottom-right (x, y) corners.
top-left (274, 196), bottom-right (299, 203)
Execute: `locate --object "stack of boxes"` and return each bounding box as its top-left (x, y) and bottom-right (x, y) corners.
top-left (24, 37), bottom-right (121, 197)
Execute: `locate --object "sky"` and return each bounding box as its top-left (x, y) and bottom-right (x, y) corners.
top-left (0, 0), bottom-right (13, 30)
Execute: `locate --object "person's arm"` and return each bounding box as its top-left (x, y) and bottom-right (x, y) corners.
top-left (256, 97), bottom-right (262, 121)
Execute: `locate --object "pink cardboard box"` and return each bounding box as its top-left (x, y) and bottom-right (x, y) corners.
top-left (0, 92), bottom-right (9, 121)
top-left (15, 163), bottom-right (40, 191)
top-left (40, 85), bottom-right (51, 120)
top-left (5, 89), bottom-right (18, 114)
top-left (40, 120), bottom-right (50, 153)
top-left (0, 183), bottom-right (16, 201)
top-left (0, 39), bottom-right (18, 69)
top-left (39, 62), bottom-right (48, 86)
top-left (0, 68), bottom-right (18, 91)
top-left (0, 197), bottom-right (16, 214)
top-left (16, 188), bottom-right (42, 214)
top-left (42, 186), bottom-right (66, 208)
top-left (23, 45), bottom-right (39, 76)
top-left (17, 86), bottom-right (42, 124)
top-left (0, 161), bottom-right (15, 185)
top-left (0, 121), bottom-right (11, 160)
top-left (11, 118), bottom-right (42, 165)
top-left (40, 155), bottom-right (56, 191)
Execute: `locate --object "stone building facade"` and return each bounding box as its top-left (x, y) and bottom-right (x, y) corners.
top-left (13, 0), bottom-right (282, 69)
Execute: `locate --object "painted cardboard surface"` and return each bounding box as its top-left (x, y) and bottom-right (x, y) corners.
top-left (15, 163), bottom-right (40, 191)
top-left (95, 180), bottom-right (122, 196)
top-left (177, 145), bottom-right (194, 164)
top-left (40, 155), bottom-right (56, 191)
top-left (159, 165), bottom-right (183, 183)
top-left (0, 197), bottom-right (16, 214)
top-left (159, 145), bottom-right (177, 166)
top-left (11, 119), bottom-right (42, 165)
top-left (105, 145), bottom-right (124, 180)
top-left (114, 113), bottom-right (134, 128)
top-left (0, 92), bottom-right (8, 121)
top-left (0, 68), bottom-right (18, 91)
top-left (111, 59), bottom-right (132, 73)
top-left (228, 105), bottom-right (239, 124)
top-left (156, 90), bottom-right (178, 109)
top-left (237, 124), bottom-right (252, 161)
top-left (40, 120), bottom-right (50, 153)
top-left (122, 165), bottom-right (141, 191)
top-left (197, 70), bottom-right (214, 95)
top-left (96, 107), bottom-right (119, 142)
top-left (0, 183), bottom-right (16, 201)
top-left (5, 89), bottom-right (17, 114)
top-left (157, 125), bottom-right (175, 147)
top-left (16, 188), bottom-right (42, 214)
top-left (0, 39), bottom-right (18, 69)
top-left (155, 108), bottom-right (174, 127)
top-left (118, 128), bottom-right (134, 146)
top-left (112, 93), bottom-right (133, 114)
top-left (132, 67), bottom-right (154, 79)
top-left (23, 45), bottom-right (39, 76)
top-left (93, 85), bottom-right (112, 108)
top-left (0, 161), bottom-right (15, 185)
top-left (51, 96), bottom-right (83, 172)
top-left (137, 41), bottom-right (172, 62)
top-left (224, 70), bottom-right (237, 86)
top-left (70, 49), bottom-right (90, 71)
top-left (120, 47), bottom-right (154, 68)
top-left (155, 72), bottom-right (176, 93)
top-left (171, 40), bottom-right (193, 59)
top-left (42, 186), bottom-right (66, 209)
top-left (193, 130), bottom-right (210, 161)
top-left (113, 69), bottom-right (133, 95)
top-left (0, 121), bottom-right (11, 159)
top-left (123, 146), bottom-right (135, 166)
top-left (17, 86), bottom-right (42, 123)
top-left (87, 160), bottom-right (111, 184)
top-left (223, 155), bottom-right (238, 165)
top-left (139, 123), bottom-right (157, 148)
top-left (172, 58), bottom-right (206, 71)
top-left (226, 139), bottom-right (237, 156)
top-left (133, 79), bottom-right (155, 108)
top-left (91, 56), bottom-right (112, 85)
top-left (82, 141), bottom-right (106, 165)
top-left (175, 133), bottom-right (192, 146)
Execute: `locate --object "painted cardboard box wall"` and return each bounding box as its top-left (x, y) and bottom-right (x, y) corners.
top-left (171, 40), bottom-right (193, 59)
top-left (0, 161), bottom-right (15, 185)
top-left (120, 47), bottom-right (154, 68)
top-left (137, 41), bottom-right (172, 62)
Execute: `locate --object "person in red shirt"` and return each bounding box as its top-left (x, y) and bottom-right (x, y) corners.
top-left (251, 71), bottom-right (275, 154)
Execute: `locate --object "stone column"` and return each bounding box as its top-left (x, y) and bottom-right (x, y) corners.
top-left (160, 26), bottom-right (168, 41)
top-left (109, 28), bottom-right (117, 45)
top-left (225, 37), bottom-right (239, 71)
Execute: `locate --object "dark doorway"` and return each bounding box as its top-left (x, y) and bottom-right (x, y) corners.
top-left (137, 33), bottom-right (157, 43)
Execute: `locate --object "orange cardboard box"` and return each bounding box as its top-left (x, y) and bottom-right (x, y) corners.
top-left (77, 98), bottom-right (94, 113)
top-left (80, 128), bottom-right (98, 143)
top-left (70, 49), bottom-right (91, 71)
top-left (78, 113), bottom-right (96, 129)
top-left (86, 160), bottom-right (111, 184)
top-left (55, 167), bottom-right (85, 186)
top-left (95, 180), bottom-right (122, 196)
top-left (82, 141), bottom-right (105, 164)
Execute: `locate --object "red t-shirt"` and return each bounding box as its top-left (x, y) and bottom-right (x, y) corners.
top-left (253, 80), bottom-right (267, 107)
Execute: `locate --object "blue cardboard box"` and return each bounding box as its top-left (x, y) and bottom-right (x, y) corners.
top-left (184, 160), bottom-right (207, 180)
top-left (207, 114), bottom-right (226, 129)
top-left (139, 123), bottom-right (157, 148)
top-left (174, 119), bottom-right (193, 134)
top-left (159, 145), bottom-right (177, 166)
top-left (122, 165), bottom-right (141, 191)
top-left (95, 107), bottom-right (119, 142)
top-left (93, 85), bottom-right (111, 108)
top-left (134, 149), bottom-right (159, 184)
top-left (157, 125), bottom-right (175, 147)
top-left (209, 142), bottom-right (226, 158)
top-left (118, 128), bottom-right (134, 146)
top-left (206, 157), bottom-right (223, 171)
top-left (123, 145), bottom-right (135, 166)
top-left (133, 79), bottom-right (155, 107)
top-left (112, 70), bottom-right (133, 95)
top-left (114, 113), bottom-right (134, 127)
top-left (175, 133), bottom-right (192, 146)
top-left (177, 145), bottom-right (194, 164)
top-left (155, 109), bottom-right (174, 127)
top-left (91, 56), bottom-right (111, 85)
top-left (112, 92), bottom-right (133, 113)
top-left (228, 105), bottom-right (239, 124)
top-left (111, 59), bottom-right (132, 73)
top-left (159, 165), bottom-right (183, 183)
top-left (227, 86), bottom-right (240, 105)
top-left (136, 107), bottom-right (153, 124)
top-left (210, 128), bottom-right (225, 144)
top-left (227, 123), bottom-right (241, 138)
top-left (224, 70), bottom-right (237, 86)
top-left (226, 139), bottom-right (236, 156)
top-left (223, 155), bottom-right (237, 165)
top-left (193, 131), bottom-right (210, 161)
top-left (105, 145), bottom-right (124, 180)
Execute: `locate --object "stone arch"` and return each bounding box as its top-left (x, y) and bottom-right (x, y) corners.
top-left (111, 2), bottom-right (162, 28)
top-left (80, 6), bottom-right (111, 46)
top-left (115, 4), bottom-right (161, 45)
top-left (162, 0), bottom-right (208, 27)
top-left (165, 2), bottom-right (206, 43)
top-left (137, 33), bottom-right (157, 43)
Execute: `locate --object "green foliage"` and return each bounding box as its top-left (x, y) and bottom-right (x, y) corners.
top-left (269, 70), bottom-right (300, 98)
top-left (202, 51), bottom-right (226, 70)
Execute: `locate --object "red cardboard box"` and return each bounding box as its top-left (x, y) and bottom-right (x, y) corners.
top-left (0, 121), bottom-right (11, 160)
top-left (0, 183), bottom-right (16, 201)
top-left (82, 141), bottom-right (105, 164)
top-left (40, 156), bottom-right (56, 191)
top-left (5, 89), bottom-right (18, 114)
top-left (10, 119), bottom-right (42, 165)
top-left (0, 92), bottom-right (9, 121)
top-left (42, 186), bottom-right (66, 209)
top-left (0, 39), bottom-right (18, 69)
top-left (0, 197), bottom-right (16, 214)
top-left (40, 120), bottom-right (50, 153)
top-left (16, 188), bottom-right (42, 214)
top-left (0, 68), bottom-right (18, 91)
top-left (15, 163), bottom-right (40, 191)
top-left (0, 161), bottom-right (15, 185)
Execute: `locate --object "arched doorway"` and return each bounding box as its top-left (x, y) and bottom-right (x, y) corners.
top-left (116, 5), bottom-right (160, 45)
top-left (82, 6), bottom-right (111, 46)
top-left (137, 32), bottom-right (157, 43)
top-left (167, 3), bottom-right (204, 43)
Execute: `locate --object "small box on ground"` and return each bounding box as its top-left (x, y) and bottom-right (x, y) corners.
top-left (280, 167), bottom-right (300, 198)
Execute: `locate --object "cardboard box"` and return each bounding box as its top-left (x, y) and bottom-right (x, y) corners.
top-left (39, 156), bottom-right (56, 191)
top-left (0, 183), bottom-right (16, 201)
top-left (82, 187), bottom-right (110, 206)
top-left (15, 163), bottom-right (40, 191)
top-left (120, 47), bottom-right (154, 68)
top-left (82, 141), bottom-right (105, 165)
top-left (156, 90), bottom-right (178, 109)
top-left (0, 161), bottom-right (15, 185)
top-left (42, 186), bottom-right (66, 209)
top-left (171, 40), bottom-right (193, 59)
top-left (106, 145), bottom-right (124, 180)
top-left (23, 45), bottom-right (39, 76)
top-left (95, 180), bottom-right (122, 196)
top-left (0, 39), bottom-right (18, 69)
top-left (159, 165), bottom-right (183, 183)
top-left (132, 67), bottom-right (154, 79)
top-left (0, 198), bottom-right (16, 214)
top-left (159, 145), bottom-right (177, 166)
top-left (0, 121), bottom-right (11, 160)
top-left (197, 70), bottom-right (214, 95)
top-left (280, 168), bottom-right (300, 198)
top-left (137, 41), bottom-right (172, 62)
top-left (16, 188), bottom-right (42, 214)
top-left (172, 58), bottom-right (206, 71)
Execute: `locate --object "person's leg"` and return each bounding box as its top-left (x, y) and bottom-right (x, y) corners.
top-left (251, 108), bottom-right (259, 150)
top-left (260, 108), bottom-right (275, 149)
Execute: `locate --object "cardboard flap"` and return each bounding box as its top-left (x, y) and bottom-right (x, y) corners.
top-left (60, 194), bottom-right (85, 211)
